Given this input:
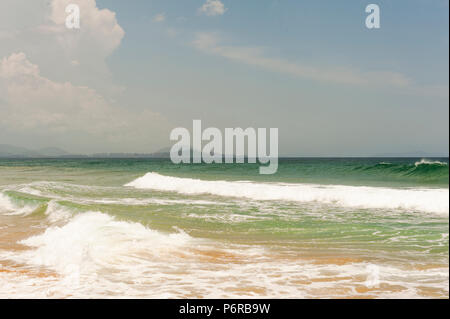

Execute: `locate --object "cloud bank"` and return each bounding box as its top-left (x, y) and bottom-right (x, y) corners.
top-left (0, 52), bottom-right (169, 152)
top-left (0, 0), bottom-right (171, 152)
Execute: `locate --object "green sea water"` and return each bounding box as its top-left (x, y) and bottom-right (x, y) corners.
top-left (1, 157), bottom-right (448, 186)
top-left (0, 158), bottom-right (448, 298)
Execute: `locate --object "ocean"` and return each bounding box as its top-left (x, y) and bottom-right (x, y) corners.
top-left (0, 157), bottom-right (448, 298)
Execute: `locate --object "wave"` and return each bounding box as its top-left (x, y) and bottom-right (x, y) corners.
top-left (0, 211), bottom-right (208, 297)
top-left (2, 209), bottom-right (447, 298)
top-left (0, 191), bottom-right (74, 221)
top-left (125, 173), bottom-right (449, 215)
top-left (365, 160), bottom-right (447, 173)
top-left (14, 211), bottom-right (195, 275)
top-left (347, 159), bottom-right (448, 183)
top-left (0, 192), bottom-right (39, 216)
top-left (8, 183), bottom-right (226, 208)
top-left (414, 159), bottom-right (448, 167)
top-left (43, 201), bottom-right (74, 223)
top-left (0, 192), bottom-right (16, 212)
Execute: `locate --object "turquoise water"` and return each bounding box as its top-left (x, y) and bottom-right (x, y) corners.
top-left (0, 158), bottom-right (448, 298)
top-left (1, 157), bottom-right (448, 186)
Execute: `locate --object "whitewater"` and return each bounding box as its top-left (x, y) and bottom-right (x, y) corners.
top-left (126, 173), bottom-right (449, 215)
top-left (0, 158), bottom-right (448, 298)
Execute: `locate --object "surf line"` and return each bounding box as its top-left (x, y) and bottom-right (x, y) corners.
top-left (169, 120), bottom-right (278, 174)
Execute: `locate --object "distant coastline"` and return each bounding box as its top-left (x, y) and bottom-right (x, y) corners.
top-left (0, 144), bottom-right (448, 159)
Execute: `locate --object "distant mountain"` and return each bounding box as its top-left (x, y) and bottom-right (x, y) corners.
top-left (0, 144), bottom-right (70, 158)
top-left (0, 144), bottom-right (174, 159)
top-left (37, 147), bottom-right (70, 157)
top-left (0, 144), bottom-right (39, 157)
top-left (0, 144), bottom-right (278, 159)
top-left (88, 147), bottom-right (206, 159)
top-left (148, 146), bottom-right (171, 158)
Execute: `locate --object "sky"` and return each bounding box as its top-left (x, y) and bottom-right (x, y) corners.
top-left (0, 0), bottom-right (448, 156)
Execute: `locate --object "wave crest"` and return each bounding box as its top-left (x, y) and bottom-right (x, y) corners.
top-left (415, 159), bottom-right (448, 167)
top-left (0, 192), bottom-right (39, 216)
top-left (125, 173), bottom-right (449, 215)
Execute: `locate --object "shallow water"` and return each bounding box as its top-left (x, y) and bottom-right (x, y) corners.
top-left (0, 158), bottom-right (448, 298)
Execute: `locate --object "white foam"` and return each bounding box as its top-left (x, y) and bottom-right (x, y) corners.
top-left (86, 198), bottom-right (223, 206)
top-left (2, 230), bottom-right (448, 298)
top-left (0, 192), bottom-right (16, 212)
top-left (11, 182), bottom-right (226, 207)
top-left (125, 173), bottom-right (449, 215)
top-left (0, 192), bottom-right (37, 216)
top-left (16, 211), bottom-right (195, 275)
top-left (0, 210), bottom-right (447, 298)
top-left (44, 201), bottom-right (73, 223)
top-left (415, 159), bottom-right (448, 166)
top-left (184, 212), bottom-right (267, 223)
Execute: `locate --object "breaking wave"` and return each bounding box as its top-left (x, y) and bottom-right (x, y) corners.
top-left (414, 159), bottom-right (448, 167)
top-left (126, 173), bottom-right (449, 215)
top-left (0, 192), bottom-right (39, 216)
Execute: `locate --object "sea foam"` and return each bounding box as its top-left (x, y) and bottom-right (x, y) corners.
top-left (414, 159), bottom-right (448, 166)
top-left (4, 210), bottom-right (447, 298)
top-left (16, 211), bottom-right (195, 275)
top-left (125, 173), bottom-right (449, 215)
top-left (0, 192), bottom-right (38, 215)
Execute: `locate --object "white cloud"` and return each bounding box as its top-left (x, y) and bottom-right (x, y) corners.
top-left (0, 1), bottom-right (173, 152)
top-left (0, 0), bottom-right (126, 84)
top-left (0, 52), bottom-right (109, 133)
top-left (42, 0), bottom-right (125, 58)
top-left (192, 32), bottom-right (417, 88)
top-left (199, 0), bottom-right (227, 16)
top-left (0, 52), bottom-right (170, 152)
top-left (153, 13), bottom-right (166, 23)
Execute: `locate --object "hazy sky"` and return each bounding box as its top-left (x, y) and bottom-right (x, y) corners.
top-left (0, 0), bottom-right (448, 156)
